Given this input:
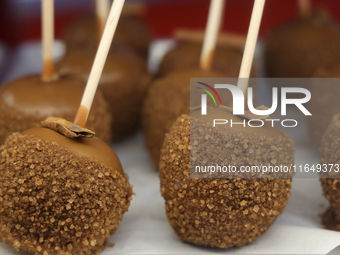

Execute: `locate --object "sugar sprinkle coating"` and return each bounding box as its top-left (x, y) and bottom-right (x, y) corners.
top-left (142, 69), bottom-right (224, 168)
top-left (320, 113), bottom-right (340, 227)
top-left (307, 62), bottom-right (340, 146)
top-left (321, 207), bottom-right (340, 231)
top-left (159, 115), bottom-right (293, 248)
top-left (0, 133), bottom-right (133, 255)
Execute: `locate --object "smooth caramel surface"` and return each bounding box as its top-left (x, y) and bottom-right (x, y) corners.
top-left (23, 127), bottom-right (123, 173)
top-left (0, 75), bottom-right (85, 116)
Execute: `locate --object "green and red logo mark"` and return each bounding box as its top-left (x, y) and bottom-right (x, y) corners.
top-left (196, 82), bottom-right (222, 106)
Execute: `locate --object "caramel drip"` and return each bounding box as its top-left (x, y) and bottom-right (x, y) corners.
top-left (74, 105), bottom-right (88, 128)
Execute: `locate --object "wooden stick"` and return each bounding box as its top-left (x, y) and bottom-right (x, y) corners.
top-left (174, 29), bottom-right (246, 49)
top-left (95, 0), bottom-right (110, 42)
top-left (41, 0), bottom-right (55, 82)
top-left (199, 0), bottom-right (225, 70)
top-left (237, 0), bottom-right (266, 94)
top-left (298, 0), bottom-right (312, 18)
top-left (74, 0), bottom-right (126, 127)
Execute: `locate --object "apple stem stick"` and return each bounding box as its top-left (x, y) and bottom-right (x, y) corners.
top-left (96, 0), bottom-right (110, 42)
top-left (74, 0), bottom-right (126, 127)
top-left (237, 0), bottom-right (266, 94)
top-left (41, 0), bottom-right (55, 81)
top-left (199, 0), bottom-right (225, 70)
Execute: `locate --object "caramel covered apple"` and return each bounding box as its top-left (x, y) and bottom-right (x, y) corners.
top-left (63, 5), bottom-right (152, 59)
top-left (0, 124), bottom-right (132, 255)
top-left (0, 75), bottom-right (112, 144)
top-left (158, 40), bottom-right (254, 77)
top-left (57, 44), bottom-right (150, 141)
top-left (142, 69), bottom-right (225, 167)
top-left (307, 61), bottom-right (340, 146)
top-left (319, 113), bottom-right (340, 231)
top-left (264, 10), bottom-right (340, 78)
top-left (0, 1), bottom-right (133, 254)
top-left (159, 109), bottom-right (294, 248)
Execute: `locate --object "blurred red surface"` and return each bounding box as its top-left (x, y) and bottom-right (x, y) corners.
top-left (0, 0), bottom-right (340, 47)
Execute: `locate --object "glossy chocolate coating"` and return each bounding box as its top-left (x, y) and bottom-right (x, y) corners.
top-left (23, 127), bottom-right (123, 174)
